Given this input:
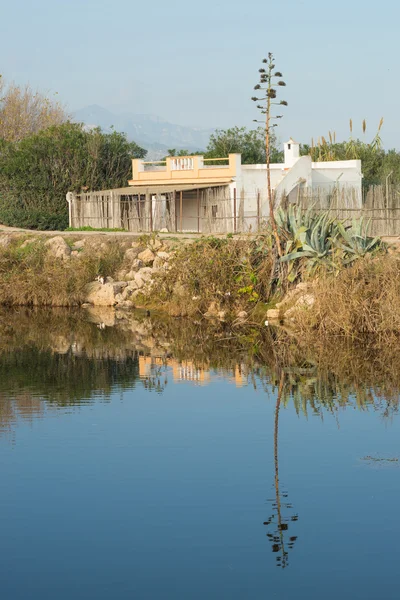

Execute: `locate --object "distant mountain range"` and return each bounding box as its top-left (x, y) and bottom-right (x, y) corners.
top-left (73, 105), bottom-right (213, 159)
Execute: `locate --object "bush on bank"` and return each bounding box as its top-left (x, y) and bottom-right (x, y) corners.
top-left (0, 123), bottom-right (146, 231)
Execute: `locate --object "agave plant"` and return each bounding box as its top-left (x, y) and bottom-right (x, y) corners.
top-left (277, 207), bottom-right (339, 279)
top-left (334, 218), bottom-right (382, 263)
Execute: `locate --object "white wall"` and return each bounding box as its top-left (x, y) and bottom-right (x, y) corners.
top-left (311, 160), bottom-right (362, 187)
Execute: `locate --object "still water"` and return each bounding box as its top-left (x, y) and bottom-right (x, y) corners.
top-left (0, 309), bottom-right (399, 599)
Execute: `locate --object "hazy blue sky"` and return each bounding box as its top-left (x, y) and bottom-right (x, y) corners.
top-left (1, 0), bottom-right (398, 147)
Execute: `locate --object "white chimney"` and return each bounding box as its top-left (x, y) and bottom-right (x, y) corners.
top-left (284, 138), bottom-right (300, 168)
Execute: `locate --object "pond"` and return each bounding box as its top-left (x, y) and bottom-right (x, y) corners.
top-left (0, 308), bottom-right (399, 600)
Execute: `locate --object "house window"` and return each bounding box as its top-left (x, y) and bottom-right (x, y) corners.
top-left (212, 205), bottom-right (218, 218)
top-left (288, 143), bottom-right (291, 150)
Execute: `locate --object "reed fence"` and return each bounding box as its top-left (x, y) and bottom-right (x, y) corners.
top-left (67, 184), bottom-right (400, 237)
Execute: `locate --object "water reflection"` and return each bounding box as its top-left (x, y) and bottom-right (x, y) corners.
top-left (264, 374), bottom-right (299, 568)
top-left (1, 307), bottom-right (400, 434)
top-left (1, 307), bottom-right (400, 596)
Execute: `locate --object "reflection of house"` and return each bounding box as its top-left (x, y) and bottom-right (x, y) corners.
top-left (68, 139), bottom-right (362, 232)
top-left (138, 356), bottom-right (247, 388)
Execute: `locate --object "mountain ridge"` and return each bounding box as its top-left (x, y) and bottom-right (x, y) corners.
top-left (73, 104), bottom-right (213, 159)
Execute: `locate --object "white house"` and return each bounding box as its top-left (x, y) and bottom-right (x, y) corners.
top-left (68, 138), bottom-right (363, 232)
top-left (237, 138), bottom-right (362, 227)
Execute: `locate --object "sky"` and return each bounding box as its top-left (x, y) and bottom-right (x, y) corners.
top-left (0, 0), bottom-right (398, 147)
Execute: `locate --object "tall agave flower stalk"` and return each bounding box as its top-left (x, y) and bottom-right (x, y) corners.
top-left (252, 53), bottom-right (288, 256)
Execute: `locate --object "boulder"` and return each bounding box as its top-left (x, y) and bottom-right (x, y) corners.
top-left (159, 228), bottom-right (168, 233)
top-left (138, 248), bottom-right (155, 265)
top-left (124, 248), bottom-right (140, 262)
top-left (85, 281), bottom-right (127, 306)
top-left (72, 239), bottom-right (85, 250)
top-left (156, 251), bottom-right (170, 260)
top-left (44, 236), bottom-right (71, 260)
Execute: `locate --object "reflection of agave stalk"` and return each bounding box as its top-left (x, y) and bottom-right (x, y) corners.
top-left (264, 372), bottom-right (298, 568)
top-left (273, 373), bottom-right (288, 567)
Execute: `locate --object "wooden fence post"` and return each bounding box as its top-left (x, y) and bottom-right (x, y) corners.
top-left (233, 188), bottom-right (237, 233)
top-left (179, 191), bottom-right (183, 232)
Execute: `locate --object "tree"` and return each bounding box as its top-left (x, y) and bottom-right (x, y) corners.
top-left (0, 75), bottom-right (68, 142)
top-left (252, 53), bottom-right (288, 256)
top-left (0, 122), bottom-right (147, 229)
top-left (205, 126), bottom-right (282, 164)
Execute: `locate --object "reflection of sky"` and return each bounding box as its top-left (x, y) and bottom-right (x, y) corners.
top-left (0, 372), bottom-right (399, 599)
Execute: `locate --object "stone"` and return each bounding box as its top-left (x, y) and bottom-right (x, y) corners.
top-left (85, 281), bottom-right (127, 306)
top-left (112, 281), bottom-right (128, 294)
top-left (85, 282), bottom-right (118, 306)
top-left (122, 284), bottom-right (138, 300)
top-left (150, 238), bottom-right (162, 250)
top-left (159, 228), bottom-right (168, 233)
top-left (138, 248), bottom-right (155, 265)
top-left (124, 248), bottom-right (139, 262)
top-left (218, 310), bottom-right (226, 320)
top-left (156, 251), bottom-right (170, 260)
top-left (134, 273), bottom-right (145, 289)
top-left (266, 308), bottom-right (280, 320)
top-left (44, 236), bottom-right (71, 260)
top-left (71, 250), bottom-right (79, 257)
top-left (72, 239), bottom-right (85, 250)
top-left (236, 310), bottom-right (248, 319)
top-left (131, 259), bottom-right (144, 270)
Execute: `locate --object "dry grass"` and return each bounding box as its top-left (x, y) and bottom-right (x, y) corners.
top-left (148, 235), bottom-right (273, 318)
top-left (0, 238), bottom-right (124, 306)
top-left (290, 254), bottom-right (400, 338)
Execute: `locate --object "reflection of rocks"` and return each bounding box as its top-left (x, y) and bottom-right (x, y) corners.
top-left (50, 335), bottom-right (71, 354)
top-left (85, 307), bottom-right (117, 327)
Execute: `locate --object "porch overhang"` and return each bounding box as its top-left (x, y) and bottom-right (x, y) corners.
top-left (114, 182), bottom-right (231, 195)
top-left (126, 179), bottom-right (233, 189)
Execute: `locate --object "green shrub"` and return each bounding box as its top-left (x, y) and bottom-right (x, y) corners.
top-left (0, 205), bottom-right (68, 230)
top-left (0, 122), bottom-right (146, 231)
